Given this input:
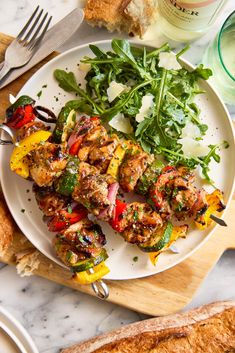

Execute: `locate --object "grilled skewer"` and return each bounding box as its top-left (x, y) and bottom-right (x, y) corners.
top-left (3, 96), bottom-right (227, 278)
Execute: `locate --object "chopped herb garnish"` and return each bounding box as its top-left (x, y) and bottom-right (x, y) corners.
top-left (133, 256), bottom-right (138, 262)
top-left (66, 250), bottom-right (73, 262)
top-left (37, 90), bottom-right (42, 98)
top-left (67, 205), bottom-right (73, 214)
top-left (78, 236), bottom-right (84, 242)
top-left (133, 211), bottom-right (139, 221)
top-left (21, 209), bottom-right (25, 213)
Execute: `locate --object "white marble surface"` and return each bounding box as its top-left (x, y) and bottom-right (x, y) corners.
top-left (0, 1), bottom-right (235, 352)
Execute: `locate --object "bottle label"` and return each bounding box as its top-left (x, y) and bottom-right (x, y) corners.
top-left (159, 0), bottom-right (225, 31)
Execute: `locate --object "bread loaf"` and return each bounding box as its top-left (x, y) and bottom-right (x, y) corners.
top-left (61, 301), bottom-right (235, 353)
top-left (84, 0), bottom-right (157, 37)
top-left (0, 194), bottom-right (14, 254)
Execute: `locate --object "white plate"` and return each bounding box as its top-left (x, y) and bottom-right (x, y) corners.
top-left (0, 306), bottom-right (38, 353)
top-left (0, 40), bottom-right (234, 280)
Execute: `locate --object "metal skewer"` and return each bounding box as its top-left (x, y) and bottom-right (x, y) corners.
top-left (89, 268), bottom-right (109, 300)
top-left (0, 124), bottom-right (18, 145)
top-left (210, 214), bottom-right (227, 227)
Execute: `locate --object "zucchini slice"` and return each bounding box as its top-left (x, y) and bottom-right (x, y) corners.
top-left (55, 156), bottom-right (79, 196)
top-left (139, 222), bottom-right (173, 253)
top-left (52, 106), bottom-right (76, 143)
top-left (71, 249), bottom-right (108, 273)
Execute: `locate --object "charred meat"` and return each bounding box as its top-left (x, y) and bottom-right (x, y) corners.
top-left (118, 202), bottom-right (163, 244)
top-left (72, 162), bottom-right (117, 216)
top-left (119, 145), bottom-right (153, 192)
top-left (28, 142), bottom-right (68, 187)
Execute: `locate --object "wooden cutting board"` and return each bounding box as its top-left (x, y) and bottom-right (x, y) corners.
top-left (0, 33), bottom-right (234, 316)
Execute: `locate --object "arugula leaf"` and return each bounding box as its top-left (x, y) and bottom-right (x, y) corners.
top-left (53, 39), bottom-right (227, 184)
top-left (54, 69), bottom-right (78, 92)
top-left (192, 64), bottom-right (213, 80)
top-left (111, 39), bottom-right (150, 79)
top-left (89, 44), bottom-right (107, 58)
top-left (54, 69), bottom-right (103, 114)
top-left (101, 79), bottom-right (155, 121)
top-left (65, 99), bottom-right (93, 115)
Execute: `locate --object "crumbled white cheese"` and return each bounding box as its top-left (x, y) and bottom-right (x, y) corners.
top-left (179, 137), bottom-right (210, 158)
top-left (79, 62), bottom-right (91, 73)
top-left (158, 52), bottom-right (182, 71)
top-left (107, 81), bottom-right (130, 103)
top-left (136, 94), bottom-right (154, 123)
top-left (9, 94), bottom-right (16, 104)
top-left (181, 122), bottom-right (201, 138)
top-left (109, 113), bottom-right (133, 134)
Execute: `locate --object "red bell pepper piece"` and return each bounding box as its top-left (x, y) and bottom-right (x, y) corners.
top-left (109, 199), bottom-right (127, 232)
top-left (7, 105), bottom-right (36, 129)
top-left (69, 137), bottom-right (83, 155)
top-left (48, 207), bottom-right (87, 232)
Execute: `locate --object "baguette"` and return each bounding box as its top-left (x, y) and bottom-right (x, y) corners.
top-left (0, 195), bottom-right (14, 254)
top-left (61, 301), bottom-right (235, 353)
top-left (84, 0), bottom-right (157, 37)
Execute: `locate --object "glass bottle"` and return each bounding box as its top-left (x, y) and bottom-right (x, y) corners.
top-left (157, 0), bottom-right (228, 41)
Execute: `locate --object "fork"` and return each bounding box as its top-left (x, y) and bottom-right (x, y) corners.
top-left (0, 6), bottom-right (52, 82)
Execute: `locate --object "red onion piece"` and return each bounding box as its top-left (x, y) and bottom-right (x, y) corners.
top-left (98, 182), bottom-right (119, 221)
top-left (67, 116), bottom-right (94, 148)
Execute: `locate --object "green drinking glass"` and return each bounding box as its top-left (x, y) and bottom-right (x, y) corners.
top-left (203, 10), bottom-right (235, 105)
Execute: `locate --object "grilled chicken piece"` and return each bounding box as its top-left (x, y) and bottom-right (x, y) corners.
top-left (177, 166), bottom-right (195, 184)
top-left (88, 134), bottom-right (119, 173)
top-left (166, 168), bottom-right (207, 220)
top-left (53, 219), bottom-right (106, 265)
top-left (78, 125), bottom-right (108, 162)
top-left (33, 184), bottom-right (68, 216)
top-left (28, 142), bottom-right (68, 187)
top-left (193, 189), bottom-right (208, 214)
top-left (170, 176), bottom-right (198, 219)
top-left (17, 121), bottom-right (50, 141)
top-left (63, 219), bottom-right (106, 249)
top-left (119, 146), bottom-right (153, 192)
top-left (72, 162), bottom-right (116, 216)
top-left (119, 202), bottom-right (163, 244)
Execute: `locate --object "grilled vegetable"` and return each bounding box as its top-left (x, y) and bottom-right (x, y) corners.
top-left (106, 144), bottom-right (126, 178)
top-left (73, 261), bottom-right (110, 284)
top-left (10, 130), bottom-right (52, 178)
top-left (136, 159), bottom-right (164, 195)
top-left (139, 222), bottom-right (173, 253)
top-left (71, 248), bottom-right (108, 273)
top-left (48, 206), bottom-right (87, 232)
top-left (119, 145), bottom-right (152, 192)
top-left (109, 199), bottom-right (127, 232)
top-left (52, 106), bottom-right (76, 143)
top-left (55, 156), bottom-right (79, 196)
top-left (6, 95), bottom-right (36, 129)
top-left (195, 189), bottom-right (225, 230)
top-left (149, 224), bottom-right (188, 265)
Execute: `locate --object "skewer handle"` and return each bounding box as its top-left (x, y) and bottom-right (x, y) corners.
top-left (91, 279), bottom-right (109, 300)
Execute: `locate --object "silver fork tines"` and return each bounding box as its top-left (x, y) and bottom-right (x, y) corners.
top-left (0, 6), bottom-right (52, 83)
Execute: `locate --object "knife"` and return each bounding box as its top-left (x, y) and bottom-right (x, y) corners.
top-left (0, 8), bottom-right (84, 89)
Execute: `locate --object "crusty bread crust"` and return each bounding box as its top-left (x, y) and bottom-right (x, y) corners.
top-left (0, 195), bottom-right (14, 254)
top-left (15, 248), bottom-right (40, 277)
top-left (84, 0), bottom-right (157, 37)
top-left (61, 301), bottom-right (235, 353)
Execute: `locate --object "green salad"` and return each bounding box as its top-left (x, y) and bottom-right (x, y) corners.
top-left (53, 39), bottom-right (228, 184)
